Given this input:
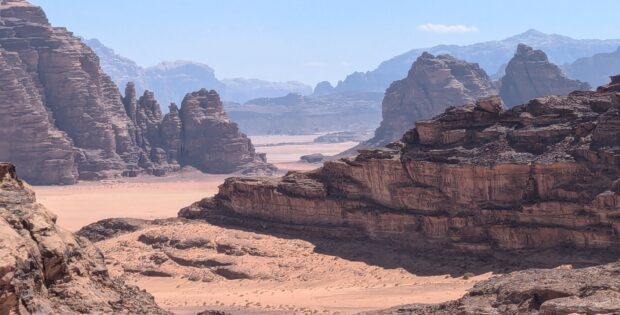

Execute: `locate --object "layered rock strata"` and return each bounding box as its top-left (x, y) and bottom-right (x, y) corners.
top-left (181, 80), bottom-right (620, 252)
top-left (366, 52), bottom-right (497, 147)
top-left (0, 163), bottom-right (169, 314)
top-left (500, 43), bottom-right (591, 107)
top-left (0, 0), bottom-right (272, 183)
top-left (179, 89), bottom-right (274, 174)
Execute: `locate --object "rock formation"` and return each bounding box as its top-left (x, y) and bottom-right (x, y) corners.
top-left (313, 81), bottom-right (335, 96)
top-left (500, 44), bottom-right (591, 107)
top-left (0, 0), bottom-right (273, 184)
top-left (365, 52), bottom-right (497, 147)
top-left (370, 262), bottom-right (620, 315)
top-left (0, 163), bottom-right (169, 314)
top-left (181, 78), bottom-right (620, 253)
top-left (179, 89), bottom-right (274, 174)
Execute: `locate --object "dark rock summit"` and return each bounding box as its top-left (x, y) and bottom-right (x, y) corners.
top-left (500, 44), bottom-right (591, 107)
top-left (0, 0), bottom-right (273, 184)
top-left (0, 162), bottom-right (169, 314)
top-left (365, 52), bottom-right (497, 147)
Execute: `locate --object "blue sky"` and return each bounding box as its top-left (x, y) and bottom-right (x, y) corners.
top-left (31, 0), bottom-right (620, 85)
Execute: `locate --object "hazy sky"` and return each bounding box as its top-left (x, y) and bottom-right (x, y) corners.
top-left (30, 0), bottom-right (620, 86)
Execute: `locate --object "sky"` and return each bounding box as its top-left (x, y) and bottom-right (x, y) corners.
top-left (30, 0), bottom-right (620, 86)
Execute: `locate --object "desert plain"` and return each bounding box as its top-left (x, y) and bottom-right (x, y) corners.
top-left (33, 134), bottom-right (490, 314)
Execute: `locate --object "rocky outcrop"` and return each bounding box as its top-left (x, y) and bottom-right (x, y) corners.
top-left (0, 163), bottom-right (169, 314)
top-left (365, 52), bottom-right (497, 147)
top-left (181, 78), bottom-right (620, 253)
top-left (313, 81), bottom-right (335, 96)
top-left (500, 44), bottom-right (591, 107)
top-left (300, 153), bottom-right (325, 163)
top-left (179, 89), bottom-right (275, 175)
top-left (370, 262), bottom-right (620, 315)
top-left (0, 0), bottom-right (273, 184)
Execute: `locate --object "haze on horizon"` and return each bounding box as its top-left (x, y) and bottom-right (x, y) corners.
top-left (30, 0), bottom-right (620, 85)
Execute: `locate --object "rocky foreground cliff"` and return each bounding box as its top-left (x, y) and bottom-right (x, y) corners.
top-left (0, 0), bottom-right (272, 185)
top-left (0, 163), bottom-right (169, 314)
top-left (181, 77), bottom-right (620, 253)
top-left (369, 262), bottom-right (620, 314)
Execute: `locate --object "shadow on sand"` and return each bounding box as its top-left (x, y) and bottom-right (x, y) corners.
top-left (181, 211), bottom-right (620, 278)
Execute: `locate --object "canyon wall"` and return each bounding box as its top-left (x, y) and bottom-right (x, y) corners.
top-left (0, 163), bottom-right (169, 314)
top-left (0, 0), bottom-right (272, 184)
top-left (181, 78), bottom-right (620, 252)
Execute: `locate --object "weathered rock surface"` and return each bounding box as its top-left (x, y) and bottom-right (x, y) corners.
top-left (500, 44), bottom-right (591, 107)
top-left (0, 0), bottom-right (273, 184)
top-left (0, 163), bottom-right (169, 314)
top-left (179, 89), bottom-right (276, 175)
top-left (181, 78), bottom-right (620, 253)
top-left (365, 52), bottom-right (497, 147)
top-left (368, 262), bottom-right (620, 315)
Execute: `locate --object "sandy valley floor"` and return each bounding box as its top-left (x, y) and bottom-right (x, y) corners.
top-left (31, 134), bottom-right (487, 314)
top-left (34, 134), bottom-right (353, 231)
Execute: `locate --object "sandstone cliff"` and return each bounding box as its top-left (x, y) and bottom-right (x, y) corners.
top-left (500, 43), bottom-right (591, 107)
top-left (365, 52), bottom-right (497, 147)
top-left (181, 78), bottom-right (620, 252)
top-left (0, 0), bottom-right (273, 184)
top-left (0, 163), bottom-right (169, 314)
top-left (179, 89), bottom-right (273, 174)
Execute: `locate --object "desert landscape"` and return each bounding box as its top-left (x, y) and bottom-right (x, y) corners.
top-left (32, 136), bottom-right (490, 314)
top-left (33, 134), bottom-right (355, 231)
top-left (3, 0), bottom-right (620, 314)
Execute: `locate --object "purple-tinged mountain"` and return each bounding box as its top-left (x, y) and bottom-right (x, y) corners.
top-left (333, 29), bottom-right (620, 94)
top-left (500, 44), bottom-right (591, 107)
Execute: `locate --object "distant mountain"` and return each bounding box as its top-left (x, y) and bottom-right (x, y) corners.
top-left (221, 78), bottom-right (311, 104)
top-left (226, 92), bottom-right (382, 135)
top-left (500, 44), bottom-right (591, 107)
top-left (563, 47), bottom-right (620, 88)
top-left (333, 29), bottom-right (620, 93)
top-left (85, 39), bottom-right (312, 107)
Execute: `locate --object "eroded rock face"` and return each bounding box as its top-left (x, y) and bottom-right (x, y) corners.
top-left (369, 262), bottom-right (620, 315)
top-left (366, 52), bottom-right (497, 147)
top-left (181, 80), bottom-right (620, 252)
top-left (179, 89), bottom-right (276, 174)
top-left (500, 44), bottom-right (591, 107)
top-left (0, 0), bottom-right (151, 182)
top-left (0, 163), bottom-right (169, 314)
top-left (0, 0), bottom-right (273, 183)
